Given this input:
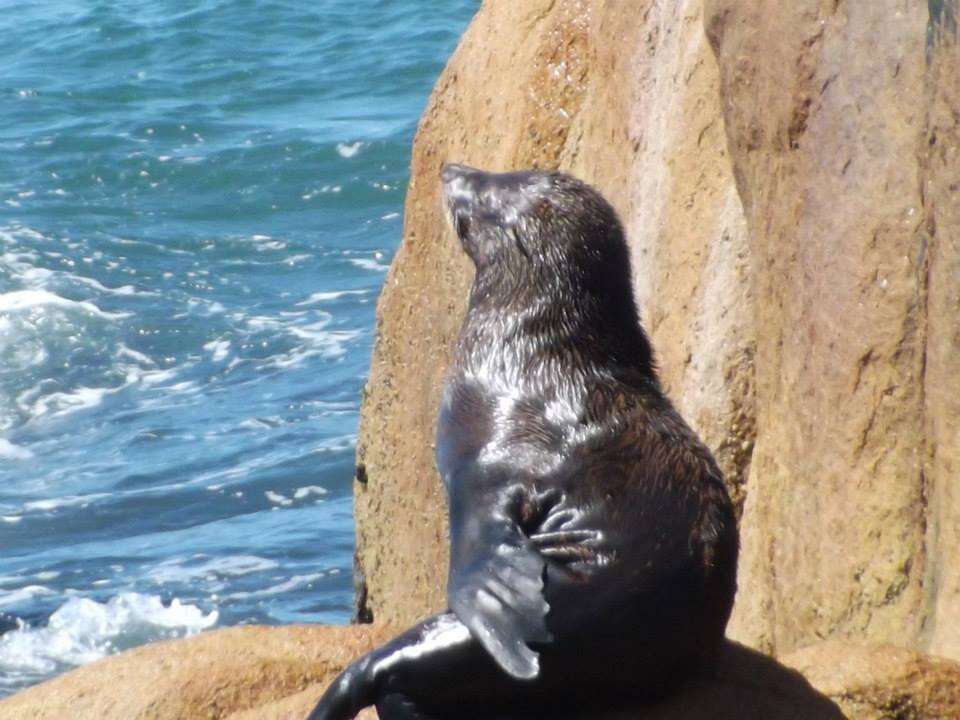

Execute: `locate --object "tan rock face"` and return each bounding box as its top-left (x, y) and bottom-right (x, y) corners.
top-left (9, 623), bottom-right (960, 720)
top-left (919, 14), bottom-right (960, 662)
top-left (785, 641), bottom-right (960, 720)
top-left (0, 624), bottom-right (395, 720)
top-left (10, 621), bottom-right (960, 720)
top-left (355, 0), bottom-right (755, 630)
top-left (0, 628), bottom-right (848, 720)
top-left (357, 0), bottom-right (960, 668)
top-left (704, 1), bottom-right (960, 658)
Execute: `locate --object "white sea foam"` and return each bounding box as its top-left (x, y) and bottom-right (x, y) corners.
top-left (0, 585), bottom-right (55, 609)
top-left (0, 593), bottom-right (217, 689)
top-left (264, 490), bottom-right (293, 507)
top-left (0, 225), bottom-right (45, 243)
top-left (0, 289), bottom-right (129, 320)
top-left (0, 438), bottom-right (33, 460)
top-left (116, 344), bottom-right (155, 366)
top-left (17, 266), bottom-right (147, 297)
top-left (295, 289), bottom-right (368, 306)
top-left (22, 493), bottom-right (111, 513)
top-left (288, 322), bottom-right (356, 350)
top-left (305, 434), bottom-right (357, 455)
top-left (146, 555), bottom-right (279, 586)
top-left (26, 386), bottom-right (112, 419)
top-left (0, 315), bottom-right (48, 372)
top-left (241, 309), bottom-right (361, 369)
top-left (257, 241), bottom-right (286, 251)
top-left (225, 572), bottom-right (325, 601)
top-left (293, 485), bottom-right (328, 500)
top-left (336, 141), bottom-right (363, 158)
top-left (245, 314), bottom-right (284, 331)
top-left (0, 251), bottom-right (39, 275)
top-left (246, 234), bottom-right (286, 252)
top-left (164, 380), bottom-right (200, 394)
top-left (187, 452), bottom-right (278, 488)
top-left (202, 339), bottom-right (231, 362)
top-left (273, 322), bottom-right (360, 368)
top-left (139, 367), bottom-right (179, 386)
top-left (236, 417), bottom-right (280, 431)
top-left (348, 257), bottom-right (389, 273)
top-left (65, 274), bottom-right (144, 297)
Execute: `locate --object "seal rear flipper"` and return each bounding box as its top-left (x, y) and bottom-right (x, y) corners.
top-left (448, 533), bottom-right (551, 680)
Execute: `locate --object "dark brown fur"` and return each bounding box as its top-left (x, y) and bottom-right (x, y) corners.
top-left (307, 165), bottom-right (738, 720)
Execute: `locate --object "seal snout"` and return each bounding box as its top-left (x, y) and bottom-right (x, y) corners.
top-left (441, 162), bottom-right (474, 185)
top-left (441, 163), bottom-right (487, 207)
top-left (440, 164), bottom-right (543, 252)
top-left (442, 164), bottom-right (487, 243)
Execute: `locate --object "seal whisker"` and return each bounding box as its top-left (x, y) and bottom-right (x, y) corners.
top-left (538, 508), bottom-right (579, 532)
top-left (529, 529), bottom-right (601, 546)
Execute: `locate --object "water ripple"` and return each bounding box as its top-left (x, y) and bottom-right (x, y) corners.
top-left (0, 0), bottom-right (479, 696)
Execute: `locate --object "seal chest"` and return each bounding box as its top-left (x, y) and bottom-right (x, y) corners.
top-left (306, 164), bottom-right (738, 720)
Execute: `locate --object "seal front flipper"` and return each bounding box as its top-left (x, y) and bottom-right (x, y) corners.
top-left (527, 492), bottom-right (603, 567)
top-left (447, 487), bottom-right (552, 680)
top-left (448, 532), bottom-right (549, 680)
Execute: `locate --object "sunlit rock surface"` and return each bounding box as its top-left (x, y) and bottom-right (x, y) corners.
top-left (5, 0), bottom-right (960, 717)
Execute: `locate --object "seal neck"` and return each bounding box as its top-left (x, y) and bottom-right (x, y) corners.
top-left (455, 267), bottom-right (656, 396)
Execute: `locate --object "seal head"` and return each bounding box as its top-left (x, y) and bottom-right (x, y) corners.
top-left (441, 162), bottom-right (654, 379)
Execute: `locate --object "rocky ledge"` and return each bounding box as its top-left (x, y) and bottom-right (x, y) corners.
top-left (2, 626), bottom-right (960, 719)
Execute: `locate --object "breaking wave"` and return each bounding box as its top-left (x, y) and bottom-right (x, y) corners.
top-left (0, 593), bottom-right (217, 693)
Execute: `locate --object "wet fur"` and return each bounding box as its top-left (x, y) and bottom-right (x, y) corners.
top-left (307, 166), bottom-right (738, 720)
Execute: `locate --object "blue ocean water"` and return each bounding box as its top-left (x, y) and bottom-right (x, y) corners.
top-left (0, 0), bottom-right (477, 696)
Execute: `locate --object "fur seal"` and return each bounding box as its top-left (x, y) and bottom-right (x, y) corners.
top-left (307, 165), bottom-right (738, 720)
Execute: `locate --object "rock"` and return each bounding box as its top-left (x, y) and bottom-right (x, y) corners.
top-left (704, 0), bottom-right (960, 659)
top-left (355, 0), bottom-right (960, 669)
top-left (0, 629), bottom-right (847, 719)
top-left (354, 0), bottom-right (755, 633)
top-left (784, 641), bottom-right (960, 720)
top-left (9, 623), bottom-right (960, 720)
top-left (7, 1), bottom-right (960, 718)
top-left (0, 624), bottom-right (394, 720)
